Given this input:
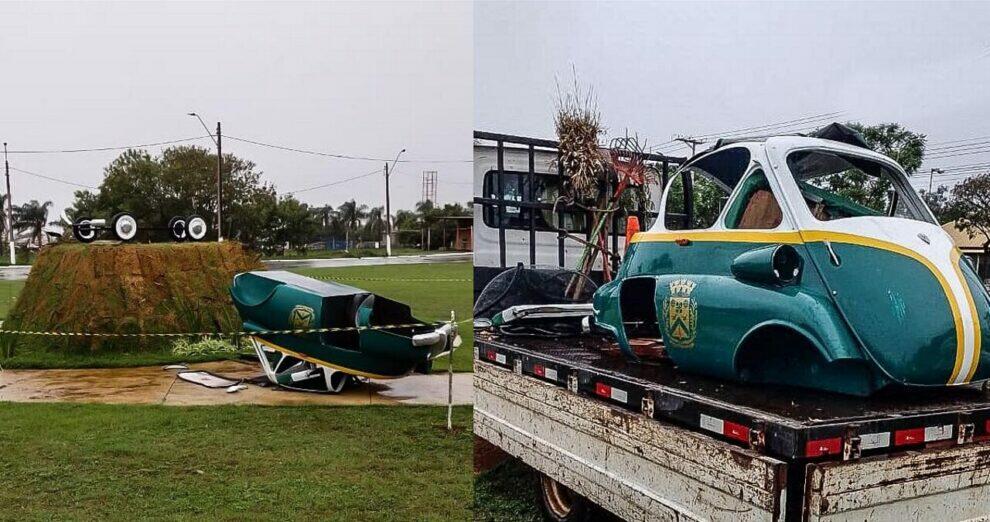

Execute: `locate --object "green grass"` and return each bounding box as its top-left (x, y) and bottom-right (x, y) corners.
top-left (474, 460), bottom-right (542, 522)
top-left (0, 279), bottom-right (24, 319)
top-left (0, 403), bottom-right (472, 521)
top-left (0, 262), bottom-right (472, 372)
top-left (263, 247), bottom-right (430, 260)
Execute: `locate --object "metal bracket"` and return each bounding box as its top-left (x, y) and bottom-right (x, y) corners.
top-left (843, 435), bottom-right (862, 461)
top-left (567, 372), bottom-right (579, 393)
top-left (749, 429), bottom-right (766, 451)
top-left (513, 358), bottom-right (522, 375)
top-left (641, 396), bottom-right (655, 418)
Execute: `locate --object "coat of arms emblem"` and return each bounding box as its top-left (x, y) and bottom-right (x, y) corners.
top-left (289, 305), bottom-right (315, 330)
top-left (663, 279), bottom-right (697, 349)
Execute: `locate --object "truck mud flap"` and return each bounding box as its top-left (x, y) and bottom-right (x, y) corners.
top-left (474, 361), bottom-right (788, 521)
top-left (804, 441), bottom-right (990, 521)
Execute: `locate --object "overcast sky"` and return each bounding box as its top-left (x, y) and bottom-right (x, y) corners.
top-left (475, 1), bottom-right (990, 190)
top-left (0, 1), bottom-right (472, 220)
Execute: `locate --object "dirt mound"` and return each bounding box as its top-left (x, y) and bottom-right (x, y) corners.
top-left (3, 242), bottom-right (263, 355)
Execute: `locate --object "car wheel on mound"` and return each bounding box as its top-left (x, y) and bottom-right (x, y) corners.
top-left (111, 212), bottom-right (138, 241)
top-left (186, 215), bottom-right (208, 241)
top-left (167, 216), bottom-right (187, 242)
top-left (72, 217), bottom-right (97, 243)
top-left (538, 474), bottom-right (592, 522)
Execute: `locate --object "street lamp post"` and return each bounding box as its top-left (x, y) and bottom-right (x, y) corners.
top-left (188, 113), bottom-right (223, 242)
top-left (384, 149), bottom-right (406, 257)
top-left (929, 167), bottom-right (944, 194)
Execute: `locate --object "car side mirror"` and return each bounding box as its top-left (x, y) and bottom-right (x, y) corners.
top-left (731, 244), bottom-right (802, 286)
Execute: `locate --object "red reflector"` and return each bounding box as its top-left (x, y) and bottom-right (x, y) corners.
top-left (895, 428), bottom-right (925, 446)
top-left (485, 350), bottom-right (496, 361)
top-left (805, 437), bottom-right (842, 457)
top-left (594, 382), bottom-right (611, 398)
top-left (723, 421), bottom-right (750, 443)
top-left (533, 364), bottom-right (545, 377)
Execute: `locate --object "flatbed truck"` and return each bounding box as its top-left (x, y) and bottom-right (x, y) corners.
top-left (474, 333), bottom-right (990, 521)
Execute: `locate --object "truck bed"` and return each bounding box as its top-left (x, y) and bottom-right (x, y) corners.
top-left (476, 331), bottom-right (990, 462)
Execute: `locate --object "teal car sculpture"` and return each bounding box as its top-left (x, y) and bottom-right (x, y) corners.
top-left (231, 271), bottom-right (458, 393)
top-left (593, 131), bottom-right (990, 396)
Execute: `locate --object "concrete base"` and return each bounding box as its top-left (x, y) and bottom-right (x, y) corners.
top-left (0, 360), bottom-right (473, 406)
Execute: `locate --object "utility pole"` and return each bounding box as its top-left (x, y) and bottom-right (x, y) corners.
top-left (384, 149), bottom-right (406, 257)
top-left (384, 162), bottom-right (392, 256)
top-left (929, 167), bottom-right (944, 193)
top-left (216, 121), bottom-right (223, 242)
top-left (3, 143), bottom-right (13, 264)
top-left (674, 135), bottom-right (705, 156)
top-left (187, 113), bottom-right (222, 242)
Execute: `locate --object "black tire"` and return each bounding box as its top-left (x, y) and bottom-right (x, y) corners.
top-left (110, 212), bottom-right (138, 241)
top-left (72, 217), bottom-right (97, 243)
top-left (186, 215), bottom-right (208, 241)
top-left (326, 370), bottom-right (349, 394)
top-left (537, 474), bottom-right (592, 522)
top-left (167, 216), bottom-right (187, 242)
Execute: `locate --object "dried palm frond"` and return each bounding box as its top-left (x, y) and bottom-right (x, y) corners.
top-left (553, 74), bottom-right (606, 201)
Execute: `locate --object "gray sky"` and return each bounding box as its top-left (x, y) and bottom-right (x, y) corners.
top-left (475, 1), bottom-right (990, 190)
top-left (1, 1), bottom-right (472, 220)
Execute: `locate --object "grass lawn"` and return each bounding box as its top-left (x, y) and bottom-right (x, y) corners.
top-left (474, 460), bottom-right (543, 522)
top-left (263, 247), bottom-right (430, 260)
top-left (0, 262), bottom-right (472, 372)
top-left (0, 403), bottom-right (472, 521)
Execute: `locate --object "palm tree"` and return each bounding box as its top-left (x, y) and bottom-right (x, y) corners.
top-left (14, 200), bottom-right (52, 247)
top-left (337, 199), bottom-right (367, 249)
top-left (364, 206), bottom-right (386, 243)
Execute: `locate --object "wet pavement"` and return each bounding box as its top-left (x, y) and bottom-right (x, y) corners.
top-left (0, 360), bottom-right (473, 406)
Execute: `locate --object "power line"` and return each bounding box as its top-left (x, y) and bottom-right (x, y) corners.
top-left (928, 134), bottom-right (990, 147)
top-left (926, 147), bottom-right (990, 161)
top-left (8, 167), bottom-right (97, 189)
top-left (927, 139), bottom-right (990, 152)
top-left (283, 168), bottom-right (383, 196)
top-left (649, 111), bottom-right (846, 151)
top-left (6, 136), bottom-right (211, 154)
top-left (225, 135), bottom-right (471, 164)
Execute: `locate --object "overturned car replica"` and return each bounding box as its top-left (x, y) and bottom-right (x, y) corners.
top-left (593, 128), bottom-right (990, 396)
top-left (231, 271), bottom-right (457, 393)
top-left (69, 212), bottom-right (208, 243)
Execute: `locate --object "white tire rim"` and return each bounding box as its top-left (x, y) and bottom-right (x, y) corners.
top-left (77, 220), bottom-right (96, 240)
top-left (171, 219), bottom-right (187, 240)
top-left (114, 215), bottom-right (138, 241)
top-left (187, 217), bottom-right (207, 240)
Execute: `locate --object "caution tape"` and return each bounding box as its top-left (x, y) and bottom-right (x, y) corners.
top-left (309, 276), bottom-right (471, 283)
top-left (0, 318), bottom-right (473, 339)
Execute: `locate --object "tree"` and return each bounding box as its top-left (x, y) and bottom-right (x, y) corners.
top-left (847, 122), bottom-right (926, 175)
top-left (950, 172), bottom-right (990, 254)
top-left (267, 197), bottom-right (320, 254)
top-left (337, 199), bottom-right (367, 248)
top-left (363, 206), bottom-right (386, 243)
top-left (919, 185), bottom-right (958, 224)
top-left (14, 200), bottom-right (52, 247)
top-left (71, 146), bottom-right (277, 247)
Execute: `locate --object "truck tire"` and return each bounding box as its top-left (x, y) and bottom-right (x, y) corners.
top-left (537, 474), bottom-right (591, 522)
